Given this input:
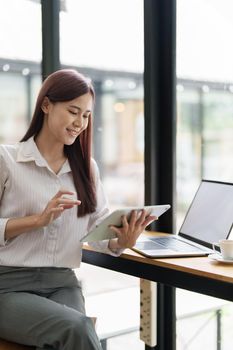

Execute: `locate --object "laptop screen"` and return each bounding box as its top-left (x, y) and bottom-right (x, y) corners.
top-left (179, 180), bottom-right (233, 248)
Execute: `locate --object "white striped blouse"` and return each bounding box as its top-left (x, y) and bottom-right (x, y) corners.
top-left (0, 137), bottom-right (122, 268)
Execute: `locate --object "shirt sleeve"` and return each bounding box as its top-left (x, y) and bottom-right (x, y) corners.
top-left (0, 148), bottom-right (10, 246)
top-left (87, 159), bottom-right (124, 257)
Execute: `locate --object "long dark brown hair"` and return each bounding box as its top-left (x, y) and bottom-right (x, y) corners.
top-left (21, 69), bottom-right (96, 217)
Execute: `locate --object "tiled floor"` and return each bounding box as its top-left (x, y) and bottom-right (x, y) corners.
top-left (76, 263), bottom-right (233, 350)
top-left (76, 263), bottom-right (143, 349)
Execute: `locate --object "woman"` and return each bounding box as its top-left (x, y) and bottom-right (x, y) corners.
top-left (0, 69), bottom-right (156, 350)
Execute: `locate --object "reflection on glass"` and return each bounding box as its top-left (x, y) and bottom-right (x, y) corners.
top-left (0, 0), bottom-right (42, 144)
top-left (0, 73), bottom-right (27, 144)
top-left (100, 80), bottom-right (144, 209)
top-left (177, 0), bottom-right (233, 82)
top-left (0, 0), bottom-right (42, 61)
top-left (177, 83), bottom-right (233, 227)
top-left (177, 1), bottom-right (233, 349)
top-left (60, 0), bottom-right (143, 72)
top-left (60, 1), bottom-right (144, 348)
top-left (202, 91), bottom-right (233, 182)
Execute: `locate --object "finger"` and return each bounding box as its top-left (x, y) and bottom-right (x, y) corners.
top-left (143, 215), bottom-right (157, 228)
top-left (109, 225), bottom-right (122, 236)
top-left (57, 198), bottom-right (81, 206)
top-left (53, 190), bottom-right (75, 199)
top-left (129, 210), bottom-right (138, 229)
top-left (136, 209), bottom-right (147, 225)
top-left (121, 215), bottom-right (129, 229)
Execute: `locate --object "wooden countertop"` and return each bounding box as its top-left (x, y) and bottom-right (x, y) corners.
top-left (121, 249), bottom-right (233, 283)
top-left (83, 231), bottom-right (233, 284)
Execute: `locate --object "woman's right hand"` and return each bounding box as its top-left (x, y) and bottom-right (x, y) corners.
top-left (38, 190), bottom-right (81, 227)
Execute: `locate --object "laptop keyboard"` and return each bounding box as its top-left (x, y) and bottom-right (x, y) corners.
top-left (150, 237), bottom-right (205, 252)
top-left (135, 241), bottom-right (168, 250)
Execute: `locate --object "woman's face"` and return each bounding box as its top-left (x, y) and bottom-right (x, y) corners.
top-left (42, 92), bottom-right (93, 145)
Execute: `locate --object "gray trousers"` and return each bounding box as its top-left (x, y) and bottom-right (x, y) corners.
top-left (0, 266), bottom-right (102, 350)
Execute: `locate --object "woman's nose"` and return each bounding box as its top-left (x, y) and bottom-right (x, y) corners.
top-left (73, 116), bottom-right (83, 128)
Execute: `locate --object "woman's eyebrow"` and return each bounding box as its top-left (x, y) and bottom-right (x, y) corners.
top-left (69, 105), bottom-right (91, 113)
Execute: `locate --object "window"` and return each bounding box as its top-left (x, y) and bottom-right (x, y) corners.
top-left (177, 1), bottom-right (233, 348)
top-left (0, 0), bottom-right (42, 144)
top-left (0, 0), bottom-right (42, 62)
top-left (60, 1), bottom-right (145, 348)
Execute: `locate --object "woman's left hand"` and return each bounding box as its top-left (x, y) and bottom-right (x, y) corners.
top-left (109, 209), bottom-right (157, 249)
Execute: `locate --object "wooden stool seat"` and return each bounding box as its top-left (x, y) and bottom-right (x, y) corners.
top-left (0, 339), bottom-right (34, 350)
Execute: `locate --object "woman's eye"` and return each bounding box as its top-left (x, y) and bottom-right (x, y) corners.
top-left (83, 115), bottom-right (89, 119)
top-left (69, 111), bottom-right (77, 115)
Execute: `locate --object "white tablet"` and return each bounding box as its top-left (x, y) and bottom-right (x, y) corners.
top-left (80, 204), bottom-right (171, 243)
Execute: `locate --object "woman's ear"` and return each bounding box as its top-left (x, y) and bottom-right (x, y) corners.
top-left (41, 96), bottom-right (51, 114)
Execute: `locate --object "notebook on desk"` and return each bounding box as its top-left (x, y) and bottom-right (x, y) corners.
top-left (132, 180), bottom-right (233, 258)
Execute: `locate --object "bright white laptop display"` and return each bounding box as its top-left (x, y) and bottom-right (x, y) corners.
top-left (133, 180), bottom-right (233, 258)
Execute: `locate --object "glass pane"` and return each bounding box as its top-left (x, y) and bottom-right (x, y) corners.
top-left (0, 0), bottom-right (42, 62)
top-left (60, 0), bottom-right (143, 72)
top-left (0, 0), bottom-right (42, 145)
top-left (177, 1), bottom-right (233, 349)
top-left (100, 77), bottom-right (144, 209)
top-left (177, 0), bottom-right (233, 82)
top-left (0, 73), bottom-right (27, 143)
top-left (60, 1), bottom-right (144, 348)
top-left (202, 91), bottom-right (233, 181)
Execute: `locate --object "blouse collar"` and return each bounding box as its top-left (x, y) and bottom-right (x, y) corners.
top-left (16, 136), bottom-right (71, 175)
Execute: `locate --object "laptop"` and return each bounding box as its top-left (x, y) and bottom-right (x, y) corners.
top-left (132, 180), bottom-right (233, 258)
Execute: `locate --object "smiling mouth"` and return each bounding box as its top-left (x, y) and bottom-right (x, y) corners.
top-left (66, 128), bottom-right (79, 137)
